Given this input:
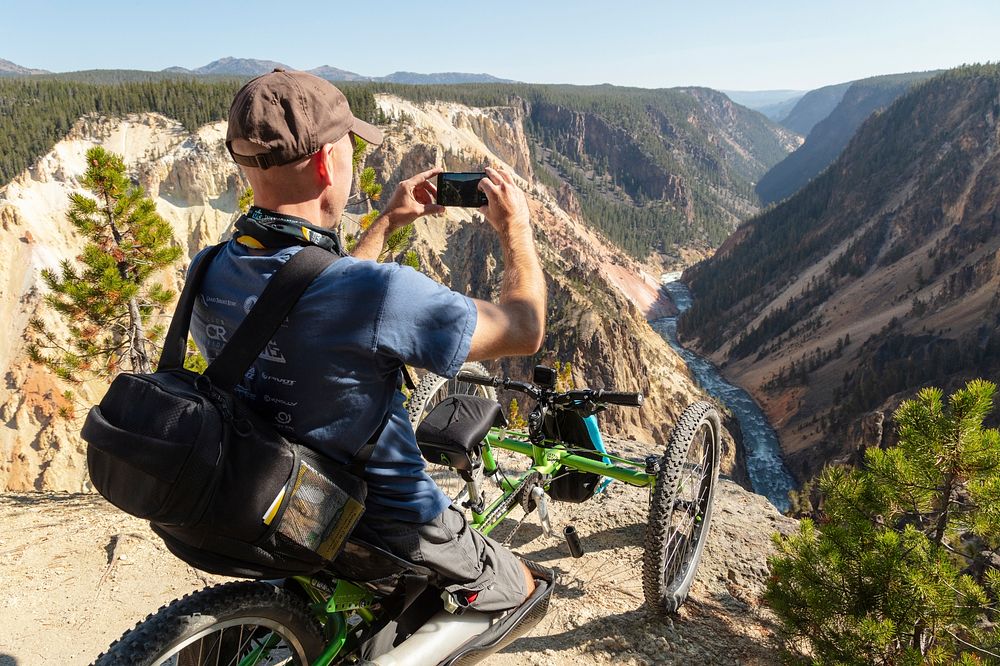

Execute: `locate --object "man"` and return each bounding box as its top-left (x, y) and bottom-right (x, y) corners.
top-left (190, 69), bottom-right (546, 613)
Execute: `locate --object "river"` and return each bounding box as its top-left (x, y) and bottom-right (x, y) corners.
top-left (650, 273), bottom-right (795, 512)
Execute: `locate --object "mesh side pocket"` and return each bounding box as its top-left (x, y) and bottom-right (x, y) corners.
top-left (275, 459), bottom-right (365, 560)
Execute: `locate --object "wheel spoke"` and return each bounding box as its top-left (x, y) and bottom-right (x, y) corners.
top-left (192, 631), bottom-right (224, 666)
top-left (169, 619), bottom-right (304, 666)
top-left (224, 624), bottom-right (245, 666)
top-left (672, 498), bottom-right (696, 514)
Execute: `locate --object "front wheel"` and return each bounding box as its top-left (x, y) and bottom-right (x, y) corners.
top-left (93, 581), bottom-right (325, 665)
top-left (643, 401), bottom-right (722, 618)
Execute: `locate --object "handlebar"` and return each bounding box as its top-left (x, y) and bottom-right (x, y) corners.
top-left (456, 372), bottom-right (541, 400)
top-left (592, 390), bottom-right (645, 407)
top-left (455, 371), bottom-right (496, 387)
top-left (455, 372), bottom-right (643, 408)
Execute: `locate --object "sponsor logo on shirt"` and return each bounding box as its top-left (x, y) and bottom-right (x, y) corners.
top-left (205, 324), bottom-right (228, 342)
top-left (261, 371), bottom-right (296, 387)
top-left (259, 340), bottom-right (286, 363)
top-left (205, 295), bottom-right (238, 308)
top-left (264, 394), bottom-right (299, 407)
top-left (244, 366), bottom-right (256, 382)
top-left (275, 411), bottom-right (292, 426)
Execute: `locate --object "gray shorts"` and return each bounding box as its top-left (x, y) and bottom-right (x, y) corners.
top-left (356, 504), bottom-right (529, 612)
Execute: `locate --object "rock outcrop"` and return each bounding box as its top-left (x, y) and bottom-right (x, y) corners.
top-left (0, 113), bottom-right (242, 492)
top-left (0, 475), bottom-right (796, 665)
top-left (1, 96), bottom-right (743, 491)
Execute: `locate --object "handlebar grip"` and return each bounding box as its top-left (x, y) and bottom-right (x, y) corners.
top-left (596, 390), bottom-right (644, 407)
top-left (456, 372), bottom-right (497, 387)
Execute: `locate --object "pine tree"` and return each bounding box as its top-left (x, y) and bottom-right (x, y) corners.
top-left (554, 360), bottom-right (575, 392)
top-left (28, 146), bottom-right (182, 384)
top-left (766, 379), bottom-right (1000, 664)
top-left (237, 185), bottom-right (254, 213)
top-left (344, 138), bottom-right (418, 269)
top-left (507, 398), bottom-right (527, 430)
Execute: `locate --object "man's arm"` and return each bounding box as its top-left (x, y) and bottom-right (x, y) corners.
top-left (467, 167), bottom-right (545, 360)
top-left (361, 164), bottom-right (544, 362)
top-left (352, 167), bottom-right (444, 261)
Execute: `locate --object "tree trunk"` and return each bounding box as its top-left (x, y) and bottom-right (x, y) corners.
top-left (127, 297), bottom-right (152, 374)
top-left (931, 471), bottom-right (955, 547)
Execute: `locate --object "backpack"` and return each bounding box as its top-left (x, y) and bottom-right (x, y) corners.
top-left (81, 243), bottom-right (381, 578)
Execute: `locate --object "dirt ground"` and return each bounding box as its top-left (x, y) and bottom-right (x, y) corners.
top-left (0, 445), bottom-right (796, 666)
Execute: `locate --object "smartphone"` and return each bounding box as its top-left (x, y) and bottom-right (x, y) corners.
top-left (436, 172), bottom-right (488, 207)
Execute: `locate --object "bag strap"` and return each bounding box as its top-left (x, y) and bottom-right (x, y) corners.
top-left (349, 435), bottom-right (381, 474)
top-left (204, 246), bottom-right (338, 390)
top-left (160, 242), bottom-right (384, 467)
top-left (158, 243), bottom-right (226, 372)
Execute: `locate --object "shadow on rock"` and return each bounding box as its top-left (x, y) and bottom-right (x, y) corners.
top-left (503, 595), bottom-right (783, 665)
top-left (0, 492), bottom-right (100, 508)
top-left (513, 521), bottom-right (646, 562)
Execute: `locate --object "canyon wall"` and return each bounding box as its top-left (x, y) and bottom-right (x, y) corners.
top-left (1, 97), bottom-right (743, 492)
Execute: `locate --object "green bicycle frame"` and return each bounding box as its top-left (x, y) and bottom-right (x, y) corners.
top-left (470, 427), bottom-right (654, 533)
top-left (253, 425), bottom-right (656, 665)
top-left (288, 576), bottom-right (378, 666)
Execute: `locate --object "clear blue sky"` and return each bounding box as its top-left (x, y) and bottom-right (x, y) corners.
top-left (5, 0), bottom-right (999, 90)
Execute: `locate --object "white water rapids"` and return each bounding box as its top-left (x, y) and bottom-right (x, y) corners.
top-left (651, 273), bottom-right (795, 512)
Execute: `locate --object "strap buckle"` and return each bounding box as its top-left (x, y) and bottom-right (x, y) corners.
top-left (251, 153), bottom-right (273, 169)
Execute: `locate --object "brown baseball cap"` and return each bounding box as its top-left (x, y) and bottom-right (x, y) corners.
top-left (226, 68), bottom-right (383, 170)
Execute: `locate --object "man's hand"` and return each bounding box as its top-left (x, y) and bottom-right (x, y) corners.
top-left (478, 166), bottom-right (531, 240)
top-left (352, 167), bottom-right (445, 260)
top-left (381, 167), bottom-right (446, 229)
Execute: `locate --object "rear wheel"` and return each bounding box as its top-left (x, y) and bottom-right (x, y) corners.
top-left (94, 581), bottom-right (325, 665)
top-left (642, 401), bottom-right (721, 618)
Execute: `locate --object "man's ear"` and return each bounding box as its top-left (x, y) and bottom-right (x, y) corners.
top-left (315, 143), bottom-right (336, 187)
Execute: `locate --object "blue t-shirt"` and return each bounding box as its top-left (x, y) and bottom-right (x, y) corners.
top-left (189, 240), bottom-right (477, 523)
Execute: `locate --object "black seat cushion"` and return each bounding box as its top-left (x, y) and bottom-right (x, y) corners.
top-left (416, 395), bottom-right (506, 454)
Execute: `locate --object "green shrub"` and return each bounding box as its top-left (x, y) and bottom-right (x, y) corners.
top-left (766, 379), bottom-right (1000, 664)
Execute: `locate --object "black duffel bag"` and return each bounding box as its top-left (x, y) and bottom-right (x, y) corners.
top-left (81, 244), bottom-right (379, 578)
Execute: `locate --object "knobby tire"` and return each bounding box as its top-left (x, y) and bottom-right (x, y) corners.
top-left (92, 581), bottom-right (324, 666)
top-left (642, 401), bottom-right (721, 619)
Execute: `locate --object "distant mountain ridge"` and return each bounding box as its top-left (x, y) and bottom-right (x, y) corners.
top-left (680, 64), bottom-right (1000, 483)
top-left (722, 89), bottom-right (806, 121)
top-left (0, 58), bottom-right (48, 76)
top-left (174, 57), bottom-right (293, 77)
top-left (379, 71), bottom-right (515, 84)
top-left (0, 56), bottom-right (515, 84)
top-left (757, 70), bottom-right (942, 204)
top-left (187, 58), bottom-right (519, 84)
top-left (778, 82), bottom-right (853, 136)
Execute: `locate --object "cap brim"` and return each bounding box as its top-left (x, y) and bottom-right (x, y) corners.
top-left (350, 117), bottom-right (384, 145)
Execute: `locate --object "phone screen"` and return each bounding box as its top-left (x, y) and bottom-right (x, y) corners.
top-left (436, 172), bottom-right (488, 207)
